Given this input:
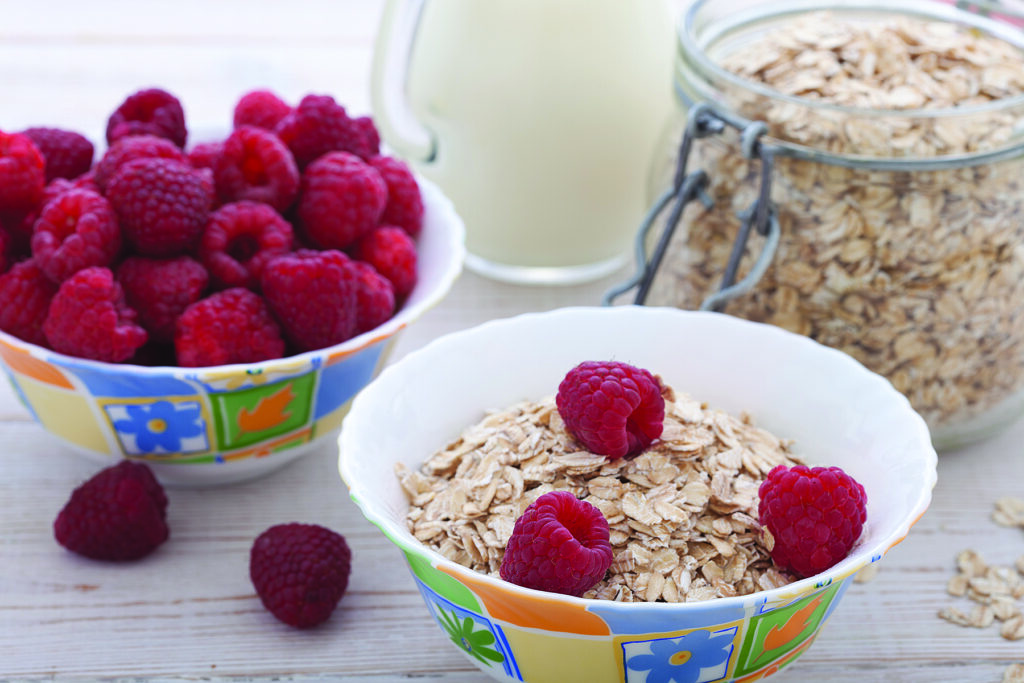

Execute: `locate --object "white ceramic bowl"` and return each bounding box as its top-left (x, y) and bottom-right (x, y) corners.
top-left (340, 306), bottom-right (937, 683)
top-left (0, 178), bottom-right (464, 486)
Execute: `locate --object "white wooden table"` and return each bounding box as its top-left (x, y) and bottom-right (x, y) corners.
top-left (2, 2), bottom-right (1023, 680)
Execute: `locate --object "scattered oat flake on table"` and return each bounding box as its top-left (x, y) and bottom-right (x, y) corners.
top-left (1006, 663), bottom-right (1024, 683)
top-left (993, 498), bottom-right (1024, 529)
top-left (398, 390), bottom-right (803, 602)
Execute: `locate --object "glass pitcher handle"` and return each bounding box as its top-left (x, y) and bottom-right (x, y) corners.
top-left (370, 0), bottom-right (437, 162)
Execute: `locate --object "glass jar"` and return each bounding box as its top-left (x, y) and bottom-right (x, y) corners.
top-left (611, 0), bottom-right (1024, 449)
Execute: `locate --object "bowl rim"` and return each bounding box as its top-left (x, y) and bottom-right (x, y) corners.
top-left (340, 305), bottom-right (939, 614)
top-left (0, 175), bottom-right (465, 377)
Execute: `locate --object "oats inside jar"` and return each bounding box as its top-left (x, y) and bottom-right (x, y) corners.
top-left (395, 384), bottom-right (804, 603)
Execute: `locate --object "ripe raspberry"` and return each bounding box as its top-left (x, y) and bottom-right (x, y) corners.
top-left (233, 89), bottom-right (292, 131)
top-left (0, 259), bottom-right (58, 346)
top-left (274, 94), bottom-right (375, 167)
top-left (555, 361), bottom-right (665, 460)
top-left (0, 226), bottom-right (8, 274)
top-left (213, 127), bottom-right (299, 212)
top-left (93, 135), bottom-right (187, 191)
top-left (106, 88), bottom-right (188, 148)
top-left (117, 255), bottom-right (209, 344)
top-left (43, 266), bottom-right (148, 362)
top-left (31, 189), bottom-right (121, 283)
top-left (0, 131), bottom-right (45, 213)
top-left (499, 491), bottom-right (612, 597)
top-left (106, 158), bottom-right (214, 256)
top-left (54, 461), bottom-right (168, 561)
top-left (352, 226), bottom-right (417, 300)
top-left (351, 116), bottom-right (380, 158)
top-left (175, 288), bottom-right (285, 367)
top-left (369, 156), bottom-right (423, 238)
top-left (20, 127), bottom-right (94, 182)
top-left (199, 201), bottom-right (293, 290)
top-left (187, 141), bottom-right (222, 171)
top-left (758, 464), bottom-right (868, 578)
top-left (350, 261), bottom-right (395, 334)
top-left (261, 249), bottom-right (358, 352)
top-left (250, 523), bottom-right (352, 629)
top-left (297, 152), bottom-right (386, 250)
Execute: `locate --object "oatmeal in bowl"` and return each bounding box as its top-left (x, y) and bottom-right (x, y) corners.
top-left (339, 306), bottom-right (936, 683)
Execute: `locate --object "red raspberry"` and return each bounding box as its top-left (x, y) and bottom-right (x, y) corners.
top-left (555, 361), bottom-right (665, 459)
top-left (213, 127), bottom-right (299, 212)
top-left (250, 523), bottom-right (352, 629)
top-left (93, 135), bottom-right (187, 191)
top-left (20, 127), bottom-right (94, 182)
top-left (175, 287), bottom-right (285, 367)
top-left (0, 259), bottom-right (58, 346)
top-left (261, 249), bottom-right (358, 352)
top-left (758, 464), bottom-right (868, 579)
top-left (350, 261), bottom-right (395, 334)
top-left (187, 141), bottom-right (222, 171)
top-left (352, 226), bottom-right (418, 300)
top-left (0, 227), bottom-right (8, 274)
top-left (369, 156), bottom-right (423, 238)
top-left (31, 189), bottom-right (121, 283)
top-left (499, 491), bottom-right (612, 597)
top-left (0, 131), bottom-right (45, 213)
top-left (274, 94), bottom-right (375, 167)
top-left (106, 158), bottom-right (214, 256)
top-left (106, 88), bottom-right (187, 148)
top-left (199, 201), bottom-right (293, 291)
top-left (117, 256), bottom-right (209, 344)
top-left (351, 116), bottom-right (380, 158)
top-left (297, 152), bottom-right (386, 250)
top-left (233, 89), bottom-right (292, 131)
top-left (43, 266), bottom-right (148, 362)
top-left (54, 461), bottom-right (168, 562)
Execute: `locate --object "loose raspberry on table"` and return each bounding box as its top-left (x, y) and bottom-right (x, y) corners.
top-left (555, 361), bottom-right (665, 460)
top-left (499, 490), bottom-right (612, 597)
top-left (117, 255), bottom-right (209, 344)
top-left (261, 249), bottom-right (358, 352)
top-left (250, 523), bottom-right (352, 629)
top-left (352, 226), bottom-right (417, 300)
top-left (93, 135), bottom-right (187, 191)
top-left (350, 260), bottom-right (395, 335)
top-left (175, 287), bottom-right (285, 367)
top-left (0, 259), bottom-right (58, 347)
top-left (106, 87), bottom-right (188, 148)
top-left (233, 89), bottom-right (292, 131)
top-left (213, 126), bottom-right (299, 212)
top-left (54, 461), bottom-right (168, 562)
top-left (297, 151), bottom-right (386, 250)
top-left (274, 94), bottom-right (375, 167)
top-left (106, 158), bottom-right (214, 256)
top-left (31, 189), bottom-right (122, 283)
top-left (0, 131), bottom-right (46, 213)
top-left (43, 266), bottom-right (148, 362)
top-left (199, 201), bottom-right (293, 291)
top-left (369, 156), bottom-right (423, 238)
top-left (187, 141), bottom-right (222, 171)
top-left (19, 127), bottom-right (94, 182)
top-left (758, 464), bottom-right (868, 578)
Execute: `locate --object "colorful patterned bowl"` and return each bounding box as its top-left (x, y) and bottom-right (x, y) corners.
top-left (0, 178), bottom-right (464, 486)
top-left (339, 306), bottom-right (937, 683)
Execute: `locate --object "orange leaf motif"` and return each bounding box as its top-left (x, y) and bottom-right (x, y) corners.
top-left (237, 384), bottom-right (295, 434)
top-left (756, 596), bottom-right (823, 664)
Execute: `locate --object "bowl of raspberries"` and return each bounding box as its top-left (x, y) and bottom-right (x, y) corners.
top-left (0, 87), bottom-right (464, 486)
top-left (339, 306), bottom-right (937, 683)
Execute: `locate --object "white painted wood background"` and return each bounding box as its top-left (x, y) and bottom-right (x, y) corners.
top-left (1, 1), bottom-right (1023, 680)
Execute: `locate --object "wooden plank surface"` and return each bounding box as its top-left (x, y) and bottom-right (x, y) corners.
top-left (2, 1), bottom-right (1024, 680)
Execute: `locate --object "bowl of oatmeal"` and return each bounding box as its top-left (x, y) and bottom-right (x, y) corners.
top-left (339, 306), bottom-right (936, 683)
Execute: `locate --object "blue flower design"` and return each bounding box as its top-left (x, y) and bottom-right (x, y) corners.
top-left (113, 400), bottom-right (204, 453)
top-left (626, 629), bottom-right (734, 683)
